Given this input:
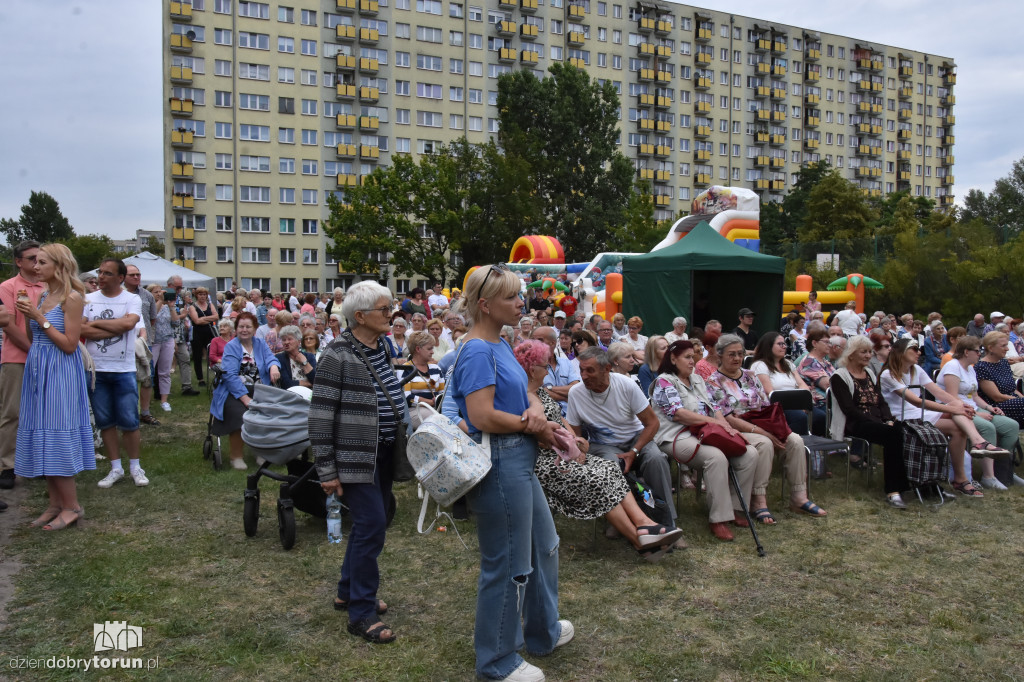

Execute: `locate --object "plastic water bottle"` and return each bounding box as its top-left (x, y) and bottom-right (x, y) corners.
top-left (326, 493), bottom-right (343, 544)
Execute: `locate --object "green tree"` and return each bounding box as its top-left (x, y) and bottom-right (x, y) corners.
top-left (607, 179), bottom-right (662, 253)
top-left (0, 191), bottom-right (75, 246)
top-left (325, 140), bottom-right (486, 287)
top-left (758, 161), bottom-right (832, 257)
top-left (799, 171), bottom-right (876, 262)
top-left (140, 235), bottom-right (166, 257)
top-left (496, 62), bottom-right (633, 262)
top-left (64, 234), bottom-right (116, 272)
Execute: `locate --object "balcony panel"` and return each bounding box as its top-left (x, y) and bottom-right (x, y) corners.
top-left (520, 50), bottom-right (539, 65)
top-left (337, 0), bottom-right (356, 9)
top-left (358, 86), bottom-right (379, 101)
top-left (169, 98), bottom-right (193, 116)
top-left (170, 2), bottom-right (193, 20)
top-left (567, 31), bottom-right (585, 46)
top-left (497, 20), bottom-right (516, 36)
top-left (171, 129), bottom-right (194, 147)
top-left (359, 145), bottom-right (380, 159)
top-left (337, 174), bottom-right (359, 187)
top-left (359, 116), bottom-right (380, 131)
top-left (358, 27), bottom-right (379, 42)
top-left (336, 143), bottom-right (357, 157)
top-left (499, 47), bottom-right (518, 62)
top-left (520, 23), bottom-right (538, 39)
top-left (336, 54), bottom-right (356, 69)
top-left (171, 195), bottom-right (194, 211)
top-left (359, 57), bottom-right (379, 72)
top-left (359, 0), bottom-right (379, 13)
top-left (336, 24), bottom-right (356, 39)
top-left (520, 0), bottom-right (538, 12)
top-left (169, 34), bottom-right (193, 52)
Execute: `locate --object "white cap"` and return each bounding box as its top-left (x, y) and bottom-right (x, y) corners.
top-left (554, 310), bottom-right (567, 318)
top-left (991, 311), bottom-right (1005, 319)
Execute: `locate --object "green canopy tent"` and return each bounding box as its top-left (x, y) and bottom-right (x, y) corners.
top-left (621, 222), bottom-right (786, 340)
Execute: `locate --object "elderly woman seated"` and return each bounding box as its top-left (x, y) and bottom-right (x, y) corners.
top-left (664, 317), bottom-right (688, 344)
top-left (275, 325), bottom-right (317, 389)
top-left (880, 337), bottom-right (1009, 498)
top-left (650, 340), bottom-right (759, 541)
top-left (976, 330), bottom-right (1024, 426)
top-left (208, 317), bottom-right (235, 366)
top-left (706, 334), bottom-right (828, 522)
top-left (638, 335), bottom-right (667, 397)
top-left (829, 336), bottom-right (909, 508)
top-left (607, 341), bottom-right (640, 384)
top-left (751, 331), bottom-right (824, 436)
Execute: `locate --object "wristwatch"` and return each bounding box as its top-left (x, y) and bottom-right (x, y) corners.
top-left (41, 321), bottom-right (52, 330)
top-left (631, 446), bottom-right (639, 455)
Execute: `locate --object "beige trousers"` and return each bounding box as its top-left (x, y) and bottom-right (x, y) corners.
top-left (743, 431), bottom-right (807, 497)
top-left (662, 437), bottom-right (758, 524)
top-left (0, 363), bottom-right (25, 471)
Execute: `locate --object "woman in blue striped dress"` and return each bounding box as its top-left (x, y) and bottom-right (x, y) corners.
top-left (15, 243), bottom-right (95, 530)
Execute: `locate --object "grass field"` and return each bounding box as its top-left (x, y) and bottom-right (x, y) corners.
top-left (3, 381), bottom-right (1024, 681)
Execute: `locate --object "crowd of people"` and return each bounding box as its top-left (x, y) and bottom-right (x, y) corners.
top-left (6, 249), bottom-right (1024, 681)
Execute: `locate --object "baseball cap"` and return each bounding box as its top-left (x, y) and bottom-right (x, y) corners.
top-left (738, 307), bottom-right (756, 317)
top-left (554, 311), bottom-right (566, 318)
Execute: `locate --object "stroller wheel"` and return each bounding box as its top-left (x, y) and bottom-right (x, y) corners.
top-left (243, 488), bottom-right (260, 537)
top-left (202, 435), bottom-right (213, 460)
top-left (212, 439), bottom-right (223, 471)
top-left (277, 498), bottom-right (296, 550)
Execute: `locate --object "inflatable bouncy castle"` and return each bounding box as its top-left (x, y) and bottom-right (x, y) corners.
top-left (652, 186), bottom-right (761, 253)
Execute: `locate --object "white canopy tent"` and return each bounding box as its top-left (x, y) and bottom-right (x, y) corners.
top-left (85, 252), bottom-right (215, 291)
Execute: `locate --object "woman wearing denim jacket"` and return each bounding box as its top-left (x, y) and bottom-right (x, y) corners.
top-left (449, 265), bottom-right (571, 682)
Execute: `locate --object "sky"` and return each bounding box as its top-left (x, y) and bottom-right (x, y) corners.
top-left (1, 0), bottom-right (1022, 243)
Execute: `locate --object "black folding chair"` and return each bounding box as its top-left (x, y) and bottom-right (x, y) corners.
top-left (825, 387), bottom-right (876, 493)
top-left (769, 389), bottom-right (850, 504)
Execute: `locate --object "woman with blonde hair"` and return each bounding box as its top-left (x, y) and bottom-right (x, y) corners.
top-left (15, 244), bottom-right (95, 530)
top-left (448, 264), bottom-right (570, 681)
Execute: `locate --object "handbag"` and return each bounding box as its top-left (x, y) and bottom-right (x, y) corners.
top-left (672, 422), bottom-right (748, 465)
top-left (347, 332), bottom-right (416, 483)
top-left (740, 402), bottom-right (793, 442)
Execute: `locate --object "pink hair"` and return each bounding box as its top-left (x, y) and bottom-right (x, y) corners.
top-left (513, 339), bottom-right (551, 374)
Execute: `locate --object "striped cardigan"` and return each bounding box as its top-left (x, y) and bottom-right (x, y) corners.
top-left (309, 333), bottom-right (402, 484)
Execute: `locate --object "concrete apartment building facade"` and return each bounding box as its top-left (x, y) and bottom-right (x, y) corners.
top-left (163, 0), bottom-right (955, 294)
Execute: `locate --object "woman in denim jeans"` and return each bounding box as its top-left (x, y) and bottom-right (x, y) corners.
top-left (450, 265), bottom-right (571, 682)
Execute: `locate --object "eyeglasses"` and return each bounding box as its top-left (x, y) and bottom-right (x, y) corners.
top-left (360, 305), bottom-right (391, 316)
top-left (879, 344), bottom-right (891, 349)
top-left (476, 263), bottom-right (510, 300)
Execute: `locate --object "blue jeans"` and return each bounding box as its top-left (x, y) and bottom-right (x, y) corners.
top-left (337, 441), bottom-right (393, 625)
top-left (470, 432), bottom-right (560, 679)
top-left (90, 371), bottom-right (140, 431)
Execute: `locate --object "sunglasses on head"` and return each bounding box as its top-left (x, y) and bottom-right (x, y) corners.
top-left (477, 263), bottom-right (510, 300)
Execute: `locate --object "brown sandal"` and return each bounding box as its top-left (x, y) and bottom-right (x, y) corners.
top-left (30, 506), bottom-right (62, 528)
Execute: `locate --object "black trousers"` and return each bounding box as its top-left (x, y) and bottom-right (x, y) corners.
top-left (848, 420), bottom-right (907, 494)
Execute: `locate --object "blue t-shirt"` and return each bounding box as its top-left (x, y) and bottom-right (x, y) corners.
top-left (451, 338), bottom-right (530, 434)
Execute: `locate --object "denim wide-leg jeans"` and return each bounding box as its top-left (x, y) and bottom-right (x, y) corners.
top-left (470, 432), bottom-right (561, 679)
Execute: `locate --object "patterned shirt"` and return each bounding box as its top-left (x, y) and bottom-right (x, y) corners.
top-left (706, 369), bottom-right (770, 417)
top-left (796, 354), bottom-right (834, 406)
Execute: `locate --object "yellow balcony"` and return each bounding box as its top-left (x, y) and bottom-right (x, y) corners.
top-left (336, 114), bottom-right (357, 128)
top-left (754, 156), bottom-right (768, 167)
top-left (857, 58), bottom-right (872, 70)
top-left (359, 0), bottom-right (379, 13)
top-left (771, 88), bottom-right (786, 99)
top-left (520, 0), bottom-right (538, 12)
top-left (656, 96), bottom-right (671, 108)
top-left (638, 42), bottom-right (654, 56)
top-left (769, 156), bottom-right (785, 167)
top-left (771, 111), bottom-right (785, 122)
top-left (359, 27), bottom-right (379, 42)
top-left (942, 94), bottom-right (955, 106)
top-left (656, 120), bottom-right (671, 132)
top-left (638, 168), bottom-right (655, 180)
top-left (943, 135), bottom-right (955, 146)
top-left (169, 34), bottom-right (192, 52)
top-left (873, 82), bottom-right (883, 92)
top-left (336, 83), bottom-right (356, 98)
top-left (857, 123), bottom-right (871, 134)
top-left (568, 57), bottom-right (586, 69)
top-left (638, 17), bottom-right (655, 32)
top-left (498, 0), bottom-right (515, 7)
top-left (804, 138), bottom-right (819, 150)
top-left (940, 195), bottom-right (954, 206)
top-left (694, 149), bottom-right (710, 162)
top-left (771, 65), bottom-right (786, 77)
top-left (336, 54), bottom-right (356, 69)
top-left (755, 38), bottom-right (770, 51)
top-left (337, 174), bottom-right (359, 187)
top-left (694, 77), bottom-right (711, 90)
top-left (656, 71), bottom-right (670, 83)
top-left (872, 103), bottom-right (883, 114)
top-left (755, 179), bottom-right (769, 190)
top-left (358, 86), bottom-right (379, 101)
top-left (171, 162), bottom-right (194, 178)
top-left (870, 125), bottom-right (883, 135)
top-left (171, 129), bottom-right (194, 147)
top-left (336, 24), bottom-right (356, 39)
top-left (857, 81), bottom-right (873, 93)
top-left (172, 226), bottom-right (194, 241)
top-left (898, 129), bottom-right (911, 140)
top-left (520, 23), bottom-right (538, 39)
top-left (755, 132), bottom-right (769, 143)
top-left (942, 155), bottom-right (955, 166)
top-left (638, 68), bottom-right (655, 81)
top-left (337, 0), bottom-right (356, 10)
top-left (568, 4), bottom-right (584, 18)
top-left (637, 118), bottom-right (654, 131)
top-left (857, 101), bottom-right (872, 113)
top-left (944, 115), bottom-right (956, 126)
top-left (499, 47), bottom-right (518, 62)
top-left (756, 62), bottom-right (770, 75)
top-left (857, 144), bottom-right (872, 155)
top-left (656, 20), bottom-right (672, 34)
top-left (897, 150), bottom-right (910, 161)
top-left (862, 188), bottom-right (881, 198)
top-left (359, 57), bottom-right (379, 72)
top-left (637, 93), bottom-right (654, 106)
top-left (898, 86), bottom-right (912, 99)
top-left (755, 86), bottom-right (770, 98)
top-left (898, 66), bottom-right (912, 78)
top-left (694, 173), bottom-right (710, 185)
top-left (898, 109), bottom-right (911, 120)
top-left (695, 101), bottom-right (711, 113)
top-left (654, 145), bottom-right (670, 157)
top-left (638, 143), bottom-right (654, 155)
top-left (169, 98), bottom-right (193, 116)
top-left (567, 31), bottom-right (585, 46)
top-left (697, 28), bottom-right (713, 42)
top-left (170, 2), bottom-right (193, 20)
top-left (654, 194), bottom-right (671, 207)
top-left (172, 194), bottom-right (194, 211)
top-left (805, 48), bottom-right (820, 61)
top-left (944, 72), bottom-right (956, 85)
top-left (336, 143), bottom-right (357, 157)
top-left (771, 180), bottom-right (785, 191)
top-left (497, 20), bottom-right (516, 35)
top-left (182, 259), bottom-right (195, 270)
top-left (359, 145), bottom-right (380, 159)
top-left (755, 109), bottom-right (769, 122)
top-left (772, 40), bottom-right (786, 53)
top-left (898, 171), bottom-right (910, 181)
top-left (694, 125), bottom-right (711, 138)
top-left (695, 52), bottom-right (712, 66)
top-left (805, 70), bottom-right (819, 82)
top-left (359, 116), bottom-right (379, 131)
top-left (655, 170), bottom-right (670, 182)
top-left (805, 93), bottom-right (819, 105)
top-left (656, 45), bottom-right (671, 58)
top-left (520, 50), bottom-right (539, 64)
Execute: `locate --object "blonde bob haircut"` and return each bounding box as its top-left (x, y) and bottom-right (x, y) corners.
top-left (460, 265), bottom-right (521, 323)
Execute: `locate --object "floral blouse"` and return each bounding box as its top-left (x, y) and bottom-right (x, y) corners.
top-left (797, 354), bottom-right (834, 406)
top-left (651, 373), bottom-right (714, 420)
top-left (706, 369), bottom-right (770, 417)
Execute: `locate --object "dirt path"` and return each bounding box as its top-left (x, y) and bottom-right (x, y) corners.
top-left (0, 483), bottom-right (27, 632)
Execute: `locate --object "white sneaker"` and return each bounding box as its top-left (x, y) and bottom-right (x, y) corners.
top-left (502, 660), bottom-right (545, 682)
top-left (131, 468), bottom-right (150, 486)
top-left (160, 402), bottom-right (172, 412)
top-left (1013, 474), bottom-right (1024, 487)
top-left (555, 620), bottom-right (574, 648)
top-left (231, 458), bottom-right (248, 471)
top-left (981, 476), bottom-right (1009, 491)
top-left (98, 469), bottom-right (124, 488)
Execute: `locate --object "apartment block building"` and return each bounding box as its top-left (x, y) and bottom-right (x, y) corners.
top-left (164, 0), bottom-right (955, 293)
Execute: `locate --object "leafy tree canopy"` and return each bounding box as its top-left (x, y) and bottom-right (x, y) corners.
top-left (0, 191), bottom-right (74, 247)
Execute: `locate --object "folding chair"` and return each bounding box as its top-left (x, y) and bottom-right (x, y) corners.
top-left (824, 387), bottom-right (877, 492)
top-left (769, 389), bottom-right (850, 504)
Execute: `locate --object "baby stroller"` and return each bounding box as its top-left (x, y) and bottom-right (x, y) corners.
top-left (201, 363), bottom-right (225, 470)
top-left (241, 384), bottom-right (329, 550)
